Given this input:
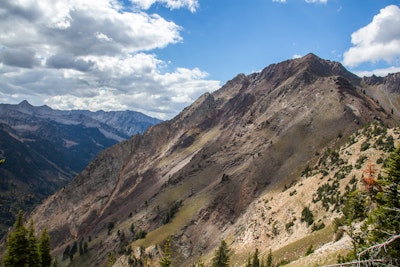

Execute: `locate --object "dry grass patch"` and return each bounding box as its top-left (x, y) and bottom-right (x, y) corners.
top-left (133, 193), bottom-right (210, 248)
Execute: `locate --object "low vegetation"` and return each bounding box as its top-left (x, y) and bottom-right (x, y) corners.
top-left (103, 122), bottom-right (400, 266)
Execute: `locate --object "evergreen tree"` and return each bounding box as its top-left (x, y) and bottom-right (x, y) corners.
top-left (252, 248), bottom-right (260, 267)
top-left (211, 240), bottom-right (231, 267)
top-left (27, 220), bottom-right (40, 266)
top-left (62, 245), bottom-right (71, 261)
top-left (160, 237), bottom-right (172, 267)
top-left (246, 249), bottom-right (261, 267)
top-left (3, 211), bottom-right (53, 267)
top-left (70, 241), bottom-right (78, 256)
top-left (39, 228), bottom-right (52, 267)
top-left (107, 251), bottom-right (116, 267)
top-left (246, 256), bottom-right (252, 267)
top-left (368, 146), bottom-right (400, 259)
top-left (3, 210), bottom-right (29, 267)
top-left (79, 239), bottom-right (84, 255)
top-left (83, 241), bottom-right (88, 254)
top-left (266, 249), bottom-right (273, 267)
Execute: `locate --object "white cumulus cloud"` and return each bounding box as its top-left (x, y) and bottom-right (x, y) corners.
top-left (130, 0), bottom-right (199, 12)
top-left (0, 0), bottom-right (219, 119)
top-left (343, 5), bottom-right (400, 68)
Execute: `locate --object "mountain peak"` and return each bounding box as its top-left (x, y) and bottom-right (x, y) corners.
top-left (295, 53), bottom-right (360, 84)
top-left (15, 100), bottom-right (35, 114)
top-left (18, 100), bottom-right (32, 107)
top-left (301, 52), bottom-right (321, 61)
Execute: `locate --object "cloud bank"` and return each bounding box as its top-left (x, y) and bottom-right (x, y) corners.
top-left (0, 0), bottom-right (219, 119)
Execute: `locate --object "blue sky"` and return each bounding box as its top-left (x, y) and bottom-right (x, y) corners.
top-left (154, 0), bottom-right (400, 81)
top-left (0, 0), bottom-right (399, 119)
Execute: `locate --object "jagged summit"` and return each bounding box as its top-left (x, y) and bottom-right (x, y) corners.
top-left (259, 53), bottom-right (359, 84)
top-left (217, 53), bottom-right (360, 102)
top-left (27, 54), bottom-right (399, 266)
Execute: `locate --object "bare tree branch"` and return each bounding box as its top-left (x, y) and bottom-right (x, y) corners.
top-left (320, 235), bottom-right (400, 267)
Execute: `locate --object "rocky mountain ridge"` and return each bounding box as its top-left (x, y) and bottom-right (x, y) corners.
top-left (20, 53), bottom-right (400, 266)
top-left (0, 100), bottom-right (161, 140)
top-left (361, 72), bottom-right (400, 117)
top-left (0, 101), bottom-right (161, 237)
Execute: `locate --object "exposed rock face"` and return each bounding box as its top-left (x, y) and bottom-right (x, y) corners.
top-left (29, 54), bottom-right (398, 266)
top-left (362, 72), bottom-right (400, 116)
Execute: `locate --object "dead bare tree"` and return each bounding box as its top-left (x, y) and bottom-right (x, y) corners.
top-left (320, 234), bottom-right (400, 267)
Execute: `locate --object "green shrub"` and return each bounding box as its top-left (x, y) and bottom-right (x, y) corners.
top-left (301, 207), bottom-right (314, 226)
top-left (311, 222), bottom-right (325, 232)
top-left (285, 221), bottom-right (294, 232)
top-left (355, 155), bottom-right (368, 169)
top-left (305, 245), bottom-right (314, 256)
top-left (360, 141), bottom-right (370, 151)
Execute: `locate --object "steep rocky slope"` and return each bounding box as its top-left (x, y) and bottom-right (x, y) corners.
top-left (0, 101), bottom-right (161, 237)
top-left (26, 54), bottom-right (399, 266)
top-left (362, 73), bottom-right (400, 117)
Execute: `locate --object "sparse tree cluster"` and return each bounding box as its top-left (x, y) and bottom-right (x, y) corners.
top-left (337, 144), bottom-right (400, 265)
top-left (367, 145), bottom-right (400, 260)
top-left (3, 210), bottom-right (52, 267)
top-left (162, 200), bottom-right (183, 224)
top-left (246, 248), bottom-right (260, 267)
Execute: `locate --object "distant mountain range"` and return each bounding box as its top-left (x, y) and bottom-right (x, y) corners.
top-left (0, 101), bottom-right (161, 236)
top-left (25, 54), bottom-right (400, 266)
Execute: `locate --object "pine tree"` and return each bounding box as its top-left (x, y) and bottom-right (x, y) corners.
top-left (39, 228), bottom-right (52, 267)
top-left (62, 245), bottom-right (71, 261)
top-left (368, 145), bottom-right (400, 259)
top-left (3, 212), bottom-right (53, 267)
top-left (211, 240), bottom-right (231, 267)
top-left (52, 257), bottom-right (58, 267)
top-left (107, 251), bottom-right (116, 267)
top-left (83, 241), bottom-right (88, 254)
top-left (3, 210), bottom-right (29, 267)
top-left (27, 220), bottom-right (40, 266)
top-left (246, 249), bottom-right (261, 267)
top-left (252, 248), bottom-right (260, 267)
top-left (160, 237), bottom-right (172, 267)
top-left (79, 239), bottom-right (83, 255)
top-left (246, 256), bottom-right (252, 267)
top-left (266, 249), bottom-right (273, 267)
